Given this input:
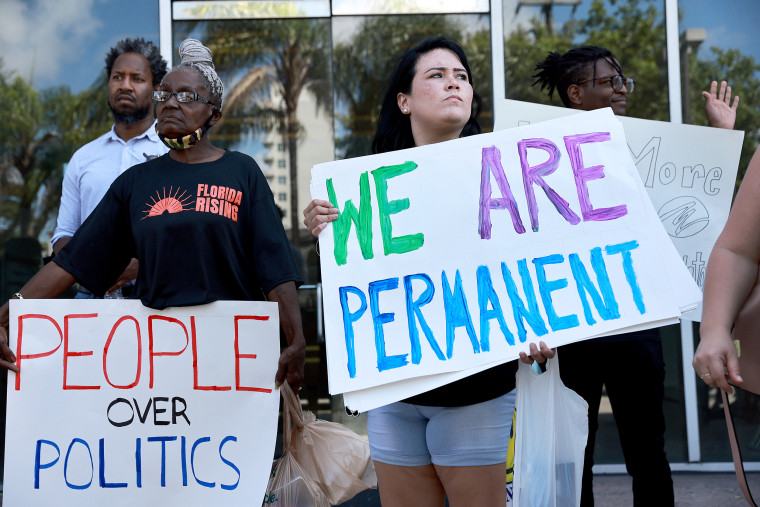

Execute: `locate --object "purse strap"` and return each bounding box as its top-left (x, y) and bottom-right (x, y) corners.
top-left (721, 389), bottom-right (758, 506)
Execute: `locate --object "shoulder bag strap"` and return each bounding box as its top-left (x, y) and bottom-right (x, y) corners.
top-left (722, 389), bottom-right (758, 506)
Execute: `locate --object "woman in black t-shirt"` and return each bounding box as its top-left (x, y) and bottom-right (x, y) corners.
top-left (0, 39), bottom-right (305, 393)
top-left (303, 36), bottom-right (552, 507)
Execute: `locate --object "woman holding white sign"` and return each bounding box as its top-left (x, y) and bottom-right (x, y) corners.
top-left (304, 35), bottom-right (553, 507)
top-left (0, 39), bottom-right (306, 392)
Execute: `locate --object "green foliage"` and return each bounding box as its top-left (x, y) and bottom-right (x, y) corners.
top-left (506, 0), bottom-right (668, 121)
top-left (689, 47), bottom-right (760, 179)
top-left (333, 15), bottom-right (492, 159)
top-left (504, 0), bottom-right (759, 184)
top-left (176, 18), bottom-right (334, 246)
top-left (0, 62), bottom-right (110, 243)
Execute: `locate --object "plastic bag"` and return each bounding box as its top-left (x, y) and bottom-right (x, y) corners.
top-left (512, 354), bottom-right (588, 507)
top-left (281, 382), bottom-right (377, 505)
top-left (263, 449), bottom-right (330, 507)
top-left (263, 395), bottom-right (330, 507)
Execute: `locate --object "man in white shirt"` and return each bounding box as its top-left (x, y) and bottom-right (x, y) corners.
top-left (52, 38), bottom-right (169, 297)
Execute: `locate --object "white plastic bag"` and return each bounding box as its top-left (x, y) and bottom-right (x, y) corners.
top-left (512, 354), bottom-right (589, 507)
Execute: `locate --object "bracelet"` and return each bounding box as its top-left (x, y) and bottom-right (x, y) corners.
top-left (11, 293), bottom-right (23, 300)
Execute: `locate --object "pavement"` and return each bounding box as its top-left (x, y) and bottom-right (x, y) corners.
top-left (336, 472), bottom-right (759, 505)
top-left (1, 472), bottom-right (756, 505)
top-left (594, 472), bottom-right (758, 506)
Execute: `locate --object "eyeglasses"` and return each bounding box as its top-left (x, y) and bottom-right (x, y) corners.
top-left (576, 74), bottom-right (635, 94)
top-left (152, 90), bottom-right (217, 107)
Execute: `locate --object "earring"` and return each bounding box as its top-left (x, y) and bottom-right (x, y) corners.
top-left (403, 108), bottom-right (408, 114)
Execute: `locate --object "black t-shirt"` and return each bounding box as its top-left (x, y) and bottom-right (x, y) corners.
top-left (55, 151), bottom-right (302, 309)
top-left (403, 361), bottom-right (518, 407)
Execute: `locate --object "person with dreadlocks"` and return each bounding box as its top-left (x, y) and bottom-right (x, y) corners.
top-left (532, 46), bottom-right (740, 507)
top-left (52, 38), bottom-right (170, 299)
top-left (0, 39), bottom-right (306, 393)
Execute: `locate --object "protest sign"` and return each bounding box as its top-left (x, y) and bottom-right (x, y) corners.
top-left (495, 99), bottom-right (744, 320)
top-left (4, 299), bottom-right (280, 507)
top-left (311, 109), bottom-right (700, 406)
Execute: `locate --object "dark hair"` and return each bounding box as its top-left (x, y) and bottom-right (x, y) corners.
top-left (532, 46), bottom-right (623, 107)
top-left (105, 37), bottom-right (168, 86)
top-left (371, 35), bottom-right (482, 154)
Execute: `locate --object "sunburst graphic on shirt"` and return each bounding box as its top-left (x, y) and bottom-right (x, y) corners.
top-left (142, 186), bottom-right (195, 219)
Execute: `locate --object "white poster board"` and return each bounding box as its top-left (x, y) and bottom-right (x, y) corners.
top-left (495, 99), bottom-right (744, 320)
top-left (311, 109), bottom-right (701, 410)
top-left (4, 299), bottom-right (280, 507)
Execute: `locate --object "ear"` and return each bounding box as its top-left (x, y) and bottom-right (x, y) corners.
top-left (566, 84), bottom-right (583, 107)
top-left (397, 92), bottom-right (409, 114)
top-left (207, 109), bottom-right (223, 127)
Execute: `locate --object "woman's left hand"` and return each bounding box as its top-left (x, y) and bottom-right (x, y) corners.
top-left (519, 341), bottom-right (555, 365)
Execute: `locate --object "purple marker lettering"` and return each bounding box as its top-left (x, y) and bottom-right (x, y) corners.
top-left (564, 132), bottom-right (628, 222)
top-left (518, 138), bottom-right (581, 231)
top-left (479, 146), bottom-right (525, 238)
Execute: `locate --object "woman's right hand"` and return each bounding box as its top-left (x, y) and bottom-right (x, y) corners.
top-left (693, 326), bottom-right (742, 393)
top-left (302, 199), bottom-right (339, 238)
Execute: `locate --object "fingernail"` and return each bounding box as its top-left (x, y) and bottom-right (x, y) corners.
top-left (736, 375), bottom-right (743, 382)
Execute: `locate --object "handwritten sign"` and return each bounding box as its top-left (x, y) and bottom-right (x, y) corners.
top-left (495, 99), bottom-right (744, 320)
top-left (4, 299), bottom-right (280, 507)
top-left (311, 109), bottom-right (700, 403)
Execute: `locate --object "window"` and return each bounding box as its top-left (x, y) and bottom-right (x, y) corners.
top-left (278, 193), bottom-right (287, 201)
top-left (278, 176), bottom-right (287, 185)
top-left (278, 159), bottom-right (287, 168)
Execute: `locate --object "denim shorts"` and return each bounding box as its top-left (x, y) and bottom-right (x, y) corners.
top-left (367, 390), bottom-right (516, 467)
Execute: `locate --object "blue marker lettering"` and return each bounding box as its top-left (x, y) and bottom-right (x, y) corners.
top-left (35, 439), bottom-right (60, 489)
top-left (533, 254), bottom-right (580, 331)
top-left (569, 248), bottom-right (620, 325)
top-left (369, 278), bottom-right (408, 372)
top-left (404, 274), bottom-right (444, 364)
top-left (64, 438), bottom-right (93, 490)
top-left (136, 438), bottom-right (142, 488)
top-left (339, 286), bottom-right (367, 378)
top-left (219, 436), bottom-right (240, 491)
top-left (148, 436), bottom-right (177, 487)
top-left (606, 241), bottom-right (645, 314)
top-left (191, 437), bottom-right (215, 488)
top-left (99, 438), bottom-right (127, 488)
top-left (501, 260), bottom-right (548, 342)
top-left (442, 270), bottom-right (479, 358)
top-left (476, 265), bottom-right (515, 349)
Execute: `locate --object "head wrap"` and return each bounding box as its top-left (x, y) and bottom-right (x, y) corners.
top-left (177, 39), bottom-right (224, 110)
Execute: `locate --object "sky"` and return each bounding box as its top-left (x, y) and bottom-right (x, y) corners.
top-left (1, 0), bottom-right (758, 93)
top-left (504, 0), bottom-right (760, 64)
top-left (0, 0), bottom-right (160, 92)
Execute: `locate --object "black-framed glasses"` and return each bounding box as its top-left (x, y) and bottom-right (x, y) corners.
top-left (577, 74), bottom-right (635, 94)
top-left (153, 90), bottom-right (217, 106)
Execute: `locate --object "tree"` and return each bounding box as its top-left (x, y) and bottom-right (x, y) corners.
top-left (180, 18), bottom-right (333, 247)
top-left (688, 47), bottom-right (760, 181)
top-left (0, 63), bottom-right (110, 245)
top-left (332, 15), bottom-right (492, 158)
top-left (505, 0), bottom-right (669, 122)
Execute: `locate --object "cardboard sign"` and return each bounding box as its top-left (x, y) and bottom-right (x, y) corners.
top-left (4, 299), bottom-right (280, 507)
top-left (311, 109), bottom-right (700, 405)
top-left (495, 99), bottom-right (744, 320)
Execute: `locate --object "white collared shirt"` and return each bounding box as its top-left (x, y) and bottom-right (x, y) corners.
top-left (52, 122), bottom-right (168, 246)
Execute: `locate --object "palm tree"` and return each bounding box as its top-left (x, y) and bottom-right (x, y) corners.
top-left (196, 18), bottom-right (333, 247)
